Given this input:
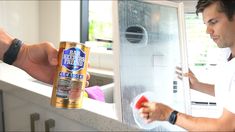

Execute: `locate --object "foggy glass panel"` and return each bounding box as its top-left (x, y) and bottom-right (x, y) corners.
top-left (118, 0), bottom-right (186, 129)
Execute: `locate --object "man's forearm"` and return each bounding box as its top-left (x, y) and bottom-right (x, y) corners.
top-left (176, 112), bottom-right (222, 131)
top-left (193, 82), bottom-right (215, 96)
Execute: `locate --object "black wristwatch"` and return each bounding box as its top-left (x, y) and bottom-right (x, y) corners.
top-left (168, 110), bottom-right (178, 125)
top-left (3, 38), bottom-right (23, 65)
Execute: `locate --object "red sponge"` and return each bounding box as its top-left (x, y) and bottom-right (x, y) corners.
top-left (135, 95), bottom-right (149, 109)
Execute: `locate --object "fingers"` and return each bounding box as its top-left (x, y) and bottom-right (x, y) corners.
top-left (139, 107), bottom-right (150, 118)
top-left (175, 66), bottom-right (183, 79)
top-left (85, 61), bottom-right (91, 87)
top-left (175, 66), bottom-right (193, 79)
top-left (139, 104), bottom-right (154, 123)
top-left (139, 112), bottom-right (149, 119)
top-left (175, 70), bottom-right (183, 80)
top-left (85, 72), bottom-right (90, 87)
top-left (86, 81), bottom-right (89, 87)
top-left (145, 113), bottom-right (154, 123)
top-left (86, 72), bottom-right (90, 80)
top-left (141, 102), bottom-right (151, 108)
top-left (139, 102), bottom-right (151, 113)
top-left (175, 66), bottom-right (182, 71)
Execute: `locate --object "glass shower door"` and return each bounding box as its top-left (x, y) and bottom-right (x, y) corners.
top-left (113, 0), bottom-right (190, 130)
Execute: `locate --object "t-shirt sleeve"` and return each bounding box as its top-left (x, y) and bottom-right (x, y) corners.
top-left (223, 74), bottom-right (235, 114)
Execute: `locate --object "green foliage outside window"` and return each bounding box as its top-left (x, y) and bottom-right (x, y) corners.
top-left (88, 1), bottom-right (112, 49)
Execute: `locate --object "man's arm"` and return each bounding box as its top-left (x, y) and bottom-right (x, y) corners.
top-left (0, 28), bottom-right (14, 60)
top-left (0, 28), bottom-right (58, 84)
top-left (141, 103), bottom-right (235, 131)
top-left (176, 108), bottom-right (235, 131)
top-left (177, 67), bottom-right (215, 96)
top-left (192, 82), bottom-right (215, 96)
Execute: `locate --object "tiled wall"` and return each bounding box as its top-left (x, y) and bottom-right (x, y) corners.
top-left (89, 50), bottom-right (114, 70)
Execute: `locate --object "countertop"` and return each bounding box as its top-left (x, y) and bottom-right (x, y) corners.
top-left (0, 63), bottom-right (220, 131)
top-left (0, 63), bottom-right (140, 131)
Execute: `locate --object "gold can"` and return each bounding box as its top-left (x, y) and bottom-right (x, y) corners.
top-left (51, 41), bottom-right (90, 108)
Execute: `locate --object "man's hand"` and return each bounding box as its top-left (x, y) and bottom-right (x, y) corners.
top-left (175, 66), bottom-right (200, 89)
top-left (139, 102), bottom-right (173, 123)
top-left (14, 42), bottom-right (90, 86)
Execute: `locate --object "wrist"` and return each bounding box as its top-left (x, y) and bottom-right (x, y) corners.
top-left (13, 43), bottom-right (27, 69)
top-left (0, 29), bottom-right (14, 60)
top-left (3, 39), bottom-right (23, 65)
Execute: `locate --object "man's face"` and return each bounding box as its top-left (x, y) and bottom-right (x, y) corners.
top-left (202, 2), bottom-right (235, 49)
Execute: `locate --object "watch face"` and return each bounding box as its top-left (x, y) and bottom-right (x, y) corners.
top-left (3, 39), bottom-right (22, 65)
top-left (168, 111), bottom-right (178, 124)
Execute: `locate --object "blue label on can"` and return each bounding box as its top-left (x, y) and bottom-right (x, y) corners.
top-left (62, 48), bottom-right (85, 71)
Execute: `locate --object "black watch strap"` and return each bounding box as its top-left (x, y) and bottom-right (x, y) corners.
top-left (168, 110), bottom-right (178, 125)
top-left (3, 38), bottom-right (23, 65)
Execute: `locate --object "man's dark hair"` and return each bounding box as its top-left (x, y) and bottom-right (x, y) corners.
top-left (196, 0), bottom-right (235, 21)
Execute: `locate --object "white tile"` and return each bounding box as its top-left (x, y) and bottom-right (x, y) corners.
top-left (89, 52), bottom-right (100, 68)
top-left (99, 53), bottom-right (114, 70)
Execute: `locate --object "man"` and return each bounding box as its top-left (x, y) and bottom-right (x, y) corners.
top-left (0, 27), bottom-right (90, 85)
top-left (139, 0), bottom-right (235, 131)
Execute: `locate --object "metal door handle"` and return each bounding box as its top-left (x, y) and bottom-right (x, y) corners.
top-left (30, 113), bottom-right (40, 132)
top-left (45, 119), bottom-right (55, 132)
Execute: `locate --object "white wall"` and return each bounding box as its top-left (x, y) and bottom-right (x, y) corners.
top-left (0, 1), bottom-right (62, 48)
top-left (0, 1), bottom-right (39, 43)
top-left (39, 1), bottom-right (61, 48)
top-left (60, 1), bottom-right (80, 43)
top-left (0, 1), bottom-right (81, 49)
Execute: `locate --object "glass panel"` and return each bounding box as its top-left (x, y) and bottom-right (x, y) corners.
top-left (116, 0), bottom-right (188, 130)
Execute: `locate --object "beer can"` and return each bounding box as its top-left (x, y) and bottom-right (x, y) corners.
top-left (51, 41), bottom-right (90, 108)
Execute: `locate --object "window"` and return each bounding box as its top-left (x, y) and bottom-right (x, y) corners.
top-left (80, 0), bottom-right (112, 50)
top-left (185, 13), bottom-right (217, 67)
top-left (184, 12), bottom-right (221, 104)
